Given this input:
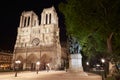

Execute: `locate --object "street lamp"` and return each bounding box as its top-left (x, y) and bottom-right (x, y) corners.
top-left (36, 61), bottom-right (40, 74)
top-left (101, 58), bottom-right (105, 71)
top-left (86, 61), bottom-right (89, 71)
top-left (15, 60), bottom-right (21, 77)
top-left (86, 62), bottom-right (89, 66)
top-left (101, 58), bottom-right (106, 79)
top-left (101, 58), bottom-right (105, 63)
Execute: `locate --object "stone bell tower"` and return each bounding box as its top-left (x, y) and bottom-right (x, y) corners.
top-left (12, 6), bottom-right (61, 70)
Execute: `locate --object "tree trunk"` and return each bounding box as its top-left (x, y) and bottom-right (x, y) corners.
top-left (107, 32), bottom-right (113, 54)
top-left (107, 32), bottom-right (114, 75)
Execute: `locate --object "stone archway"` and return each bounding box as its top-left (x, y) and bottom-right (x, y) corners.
top-left (16, 55), bottom-right (24, 62)
top-left (27, 54), bottom-right (38, 70)
top-left (40, 54), bottom-right (52, 70)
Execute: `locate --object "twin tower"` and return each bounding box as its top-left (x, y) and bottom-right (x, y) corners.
top-left (12, 6), bottom-right (61, 70)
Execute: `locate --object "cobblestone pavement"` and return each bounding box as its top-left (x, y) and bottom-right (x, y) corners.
top-left (0, 71), bottom-right (102, 80)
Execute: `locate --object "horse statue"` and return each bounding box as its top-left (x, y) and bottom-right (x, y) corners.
top-left (68, 36), bottom-right (82, 54)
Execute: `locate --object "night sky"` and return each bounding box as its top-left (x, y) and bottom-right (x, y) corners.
top-left (0, 0), bottom-right (66, 52)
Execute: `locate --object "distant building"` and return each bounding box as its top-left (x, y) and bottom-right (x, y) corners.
top-left (0, 52), bottom-right (13, 70)
top-left (12, 6), bottom-right (62, 70)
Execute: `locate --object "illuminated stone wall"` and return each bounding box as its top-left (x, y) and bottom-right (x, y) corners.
top-left (12, 6), bottom-right (61, 70)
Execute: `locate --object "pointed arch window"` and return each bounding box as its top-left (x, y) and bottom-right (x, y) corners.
top-left (46, 14), bottom-right (48, 24)
top-left (27, 16), bottom-right (30, 26)
top-left (24, 17), bottom-right (27, 27)
top-left (49, 14), bottom-right (51, 24)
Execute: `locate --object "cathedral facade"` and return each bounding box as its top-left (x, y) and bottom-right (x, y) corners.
top-left (12, 6), bottom-right (61, 70)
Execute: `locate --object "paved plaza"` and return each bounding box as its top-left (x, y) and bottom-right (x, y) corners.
top-left (0, 71), bottom-right (102, 80)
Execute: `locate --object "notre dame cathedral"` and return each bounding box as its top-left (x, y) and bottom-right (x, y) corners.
top-left (12, 6), bottom-right (62, 70)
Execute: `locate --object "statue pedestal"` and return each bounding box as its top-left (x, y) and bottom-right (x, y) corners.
top-left (69, 54), bottom-right (83, 72)
top-left (68, 54), bottom-right (88, 76)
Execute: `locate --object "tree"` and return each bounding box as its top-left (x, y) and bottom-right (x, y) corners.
top-left (59, 0), bottom-right (120, 66)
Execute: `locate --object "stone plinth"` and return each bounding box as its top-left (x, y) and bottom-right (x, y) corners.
top-left (68, 54), bottom-right (88, 76)
top-left (69, 54), bottom-right (83, 72)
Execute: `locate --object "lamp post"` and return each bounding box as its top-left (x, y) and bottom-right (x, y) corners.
top-left (86, 62), bottom-right (89, 66)
top-left (86, 61), bottom-right (89, 71)
top-left (36, 61), bottom-right (40, 74)
top-left (101, 58), bottom-right (106, 80)
top-left (15, 60), bottom-right (21, 77)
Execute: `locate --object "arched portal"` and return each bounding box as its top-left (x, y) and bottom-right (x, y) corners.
top-left (27, 54), bottom-right (38, 70)
top-left (40, 54), bottom-right (52, 70)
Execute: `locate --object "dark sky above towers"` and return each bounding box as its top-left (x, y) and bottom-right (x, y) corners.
top-left (0, 0), bottom-right (66, 52)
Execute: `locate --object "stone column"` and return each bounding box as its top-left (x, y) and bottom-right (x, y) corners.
top-left (51, 13), bottom-right (53, 24)
top-left (31, 14), bottom-right (34, 27)
top-left (51, 13), bottom-right (57, 24)
top-left (41, 12), bottom-right (46, 24)
top-left (19, 16), bottom-right (23, 27)
top-left (22, 17), bottom-right (25, 27)
top-left (29, 15), bottom-right (32, 27)
top-left (41, 13), bottom-right (44, 24)
top-left (36, 18), bottom-right (39, 26)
